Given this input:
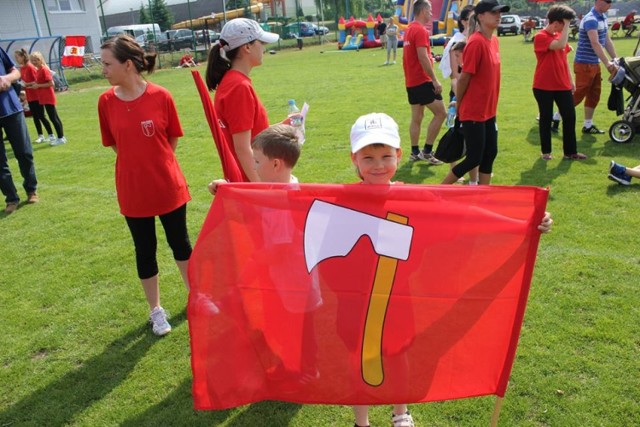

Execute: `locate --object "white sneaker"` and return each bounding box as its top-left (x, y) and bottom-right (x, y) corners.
top-left (392, 60), bottom-right (396, 64)
top-left (392, 411), bottom-right (414, 427)
top-left (34, 135), bottom-right (46, 144)
top-left (417, 150), bottom-right (444, 165)
top-left (48, 134), bottom-right (56, 143)
top-left (149, 306), bottom-right (171, 336)
top-left (50, 137), bottom-right (67, 146)
top-left (384, 61), bottom-right (389, 65)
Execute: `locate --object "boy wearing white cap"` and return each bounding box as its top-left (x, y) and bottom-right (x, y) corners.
top-left (350, 112), bottom-right (413, 427)
top-left (350, 113), bottom-right (404, 186)
top-left (349, 113), bottom-right (552, 427)
top-left (206, 18), bottom-right (280, 182)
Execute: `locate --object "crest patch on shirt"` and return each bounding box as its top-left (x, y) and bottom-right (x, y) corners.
top-left (141, 120), bottom-right (155, 137)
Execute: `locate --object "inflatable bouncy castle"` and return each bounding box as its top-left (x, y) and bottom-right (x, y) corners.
top-left (338, 0), bottom-right (470, 49)
top-left (339, 15), bottom-right (383, 50)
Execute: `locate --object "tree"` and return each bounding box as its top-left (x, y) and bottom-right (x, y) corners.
top-left (139, 3), bottom-right (148, 24)
top-left (140, 0), bottom-right (174, 31)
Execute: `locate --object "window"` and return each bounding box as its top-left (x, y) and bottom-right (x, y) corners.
top-left (47, 0), bottom-right (86, 12)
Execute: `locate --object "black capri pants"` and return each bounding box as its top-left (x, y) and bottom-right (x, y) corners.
top-left (452, 117), bottom-right (498, 178)
top-left (124, 203), bottom-right (192, 280)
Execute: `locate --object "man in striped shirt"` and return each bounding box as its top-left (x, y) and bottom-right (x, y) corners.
top-left (573, 0), bottom-right (618, 134)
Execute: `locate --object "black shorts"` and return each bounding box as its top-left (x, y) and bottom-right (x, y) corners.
top-left (406, 81), bottom-right (443, 105)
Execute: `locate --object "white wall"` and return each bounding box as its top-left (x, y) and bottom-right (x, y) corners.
top-left (0, 0), bottom-right (103, 53)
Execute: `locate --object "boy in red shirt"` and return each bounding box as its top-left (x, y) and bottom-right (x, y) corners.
top-left (533, 5), bottom-right (587, 160)
top-left (402, 0), bottom-right (445, 165)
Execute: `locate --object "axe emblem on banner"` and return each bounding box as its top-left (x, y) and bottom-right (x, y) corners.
top-left (304, 200), bottom-right (413, 386)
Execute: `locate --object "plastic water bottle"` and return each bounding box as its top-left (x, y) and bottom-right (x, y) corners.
top-left (446, 96), bottom-right (457, 128)
top-left (288, 99), bottom-right (303, 127)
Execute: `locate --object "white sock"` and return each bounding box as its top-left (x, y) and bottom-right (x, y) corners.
top-left (553, 112), bottom-right (562, 121)
top-left (584, 120), bottom-right (593, 128)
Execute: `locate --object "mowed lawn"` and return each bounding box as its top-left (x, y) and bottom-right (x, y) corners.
top-left (0, 33), bottom-right (638, 426)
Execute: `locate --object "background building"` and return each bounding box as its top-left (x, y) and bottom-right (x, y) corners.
top-left (0, 0), bottom-right (103, 53)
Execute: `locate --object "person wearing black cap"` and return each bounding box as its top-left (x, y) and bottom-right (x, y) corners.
top-left (441, 0), bottom-right (508, 185)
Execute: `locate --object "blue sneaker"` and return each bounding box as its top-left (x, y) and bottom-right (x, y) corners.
top-left (608, 161), bottom-right (632, 185)
top-left (609, 160), bottom-right (627, 176)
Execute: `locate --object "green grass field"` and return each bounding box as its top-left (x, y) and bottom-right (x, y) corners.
top-left (0, 33), bottom-right (638, 426)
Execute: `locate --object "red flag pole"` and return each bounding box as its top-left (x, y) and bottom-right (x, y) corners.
top-left (490, 396), bottom-right (503, 427)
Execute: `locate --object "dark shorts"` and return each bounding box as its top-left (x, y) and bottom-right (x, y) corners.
top-left (406, 81), bottom-right (443, 105)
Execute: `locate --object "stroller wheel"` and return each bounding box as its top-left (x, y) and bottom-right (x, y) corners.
top-left (609, 120), bottom-right (635, 143)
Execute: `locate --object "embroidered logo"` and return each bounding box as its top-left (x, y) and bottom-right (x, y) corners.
top-left (141, 120), bottom-right (155, 137)
top-left (217, 118), bottom-right (226, 129)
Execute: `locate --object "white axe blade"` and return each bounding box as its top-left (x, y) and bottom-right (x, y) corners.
top-left (304, 200), bottom-right (413, 272)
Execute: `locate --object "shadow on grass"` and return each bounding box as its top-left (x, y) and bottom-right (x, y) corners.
top-left (0, 310), bottom-right (187, 426)
top-left (121, 380), bottom-right (301, 427)
top-left (395, 159), bottom-right (438, 184)
top-left (516, 156), bottom-right (574, 187)
top-left (605, 181), bottom-right (640, 195)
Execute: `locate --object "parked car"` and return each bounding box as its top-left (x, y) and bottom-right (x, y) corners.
top-left (283, 22), bottom-right (316, 37)
top-left (312, 23), bottom-right (330, 35)
top-left (156, 31), bottom-right (171, 52)
top-left (194, 29), bottom-right (219, 44)
top-left (171, 29), bottom-right (195, 49)
top-left (157, 29), bottom-right (194, 51)
top-left (498, 15), bottom-right (522, 36)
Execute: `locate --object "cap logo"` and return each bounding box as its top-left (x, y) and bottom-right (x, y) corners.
top-left (364, 117), bottom-right (384, 130)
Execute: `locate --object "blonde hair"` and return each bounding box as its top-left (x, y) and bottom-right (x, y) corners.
top-left (29, 51), bottom-right (47, 68)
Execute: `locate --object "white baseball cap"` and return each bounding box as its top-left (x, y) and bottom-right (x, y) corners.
top-left (220, 18), bottom-right (279, 51)
top-left (350, 113), bottom-right (401, 153)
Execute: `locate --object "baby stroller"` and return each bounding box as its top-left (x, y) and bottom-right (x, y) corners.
top-left (609, 56), bottom-right (640, 143)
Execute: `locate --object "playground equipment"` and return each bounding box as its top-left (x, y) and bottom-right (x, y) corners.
top-left (338, 15), bottom-right (382, 50)
top-left (338, 0), bottom-right (468, 49)
top-left (172, 0), bottom-right (278, 30)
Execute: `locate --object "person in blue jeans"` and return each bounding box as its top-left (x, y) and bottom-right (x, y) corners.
top-left (0, 46), bottom-right (38, 214)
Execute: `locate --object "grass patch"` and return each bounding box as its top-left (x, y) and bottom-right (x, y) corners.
top-left (1, 34), bottom-right (638, 426)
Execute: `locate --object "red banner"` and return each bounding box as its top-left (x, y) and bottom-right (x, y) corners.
top-left (61, 36), bottom-right (86, 67)
top-left (191, 71), bottom-right (244, 182)
top-left (188, 183), bottom-right (548, 410)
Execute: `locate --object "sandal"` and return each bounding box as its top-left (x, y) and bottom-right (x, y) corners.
top-left (392, 411), bottom-right (415, 427)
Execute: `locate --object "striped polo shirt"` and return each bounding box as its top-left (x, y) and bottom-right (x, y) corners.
top-left (575, 7), bottom-right (608, 64)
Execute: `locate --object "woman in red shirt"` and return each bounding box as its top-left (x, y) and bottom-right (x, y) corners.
top-left (28, 51), bottom-right (66, 146)
top-left (98, 34), bottom-right (192, 336)
top-left (205, 18), bottom-right (279, 182)
top-left (442, 0), bottom-right (510, 185)
top-left (13, 49), bottom-right (54, 143)
top-left (533, 5), bottom-right (587, 160)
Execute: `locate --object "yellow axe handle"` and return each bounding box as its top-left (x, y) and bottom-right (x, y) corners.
top-left (361, 213), bottom-right (408, 387)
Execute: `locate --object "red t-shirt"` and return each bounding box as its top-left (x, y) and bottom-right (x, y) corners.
top-left (214, 70), bottom-right (269, 182)
top-left (533, 30), bottom-right (572, 91)
top-left (459, 32), bottom-right (501, 122)
top-left (20, 63), bottom-right (39, 102)
top-left (35, 67), bottom-right (56, 105)
top-left (402, 21), bottom-right (434, 88)
top-left (98, 82), bottom-right (190, 217)
top-left (623, 13), bottom-right (635, 27)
